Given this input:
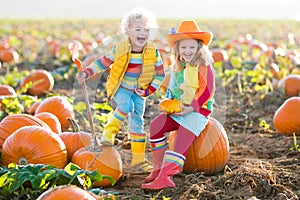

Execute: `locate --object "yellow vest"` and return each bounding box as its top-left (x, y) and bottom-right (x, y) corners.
top-left (106, 40), bottom-right (156, 99)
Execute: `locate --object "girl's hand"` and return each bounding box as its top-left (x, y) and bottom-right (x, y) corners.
top-left (76, 72), bottom-right (86, 84)
top-left (135, 88), bottom-right (145, 97)
top-left (172, 105), bottom-right (194, 116)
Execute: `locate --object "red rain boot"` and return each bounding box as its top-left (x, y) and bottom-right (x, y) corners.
top-left (141, 150), bottom-right (185, 190)
top-left (144, 136), bottom-right (167, 182)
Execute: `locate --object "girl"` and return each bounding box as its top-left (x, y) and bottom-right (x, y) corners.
top-left (77, 8), bottom-right (165, 173)
top-left (141, 20), bottom-right (215, 189)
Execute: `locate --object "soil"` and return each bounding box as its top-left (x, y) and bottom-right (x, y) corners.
top-left (2, 60), bottom-right (299, 200)
top-left (54, 75), bottom-right (300, 200)
top-left (1, 19), bottom-right (299, 200)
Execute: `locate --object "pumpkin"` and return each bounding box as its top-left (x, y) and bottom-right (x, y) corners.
top-left (277, 74), bottom-right (300, 97)
top-left (0, 48), bottom-right (19, 63)
top-left (58, 118), bottom-right (92, 162)
top-left (0, 85), bottom-right (16, 96)
top-left (20, 69), bottom-right (54, 96)
top-left (270, 63), bottom-right (280, 80)
top-left (26, 101), bottom-right (41, 115)
top-left (35, 96), bottom-right (74, 131)
top-left (72, 145), bottom-right (122, 187)
top-left (211, 48), bottom-right (228, 63)
top-left (169, 117), bottom-right (230, 174)
top-left (0, 41), bottom-right (10, 51)
top-left (0, 85), bottom-right (17, 105)
top-left (248, 41), bottom-right (268, 52)
top-left (35, 112), bottom-right (62, 134)
top-left (1, 126), bottom-right (67, 168)
top-left (37, 185), bottom-right (97, 200)
top-left (0, 113), bottom-right (50, 149)
top-left (158, 98), bottom-right (182, 114)
top-left (46, 36), bottom-right (62, 56)
top-left (273, 96), bottom-right (300, 135)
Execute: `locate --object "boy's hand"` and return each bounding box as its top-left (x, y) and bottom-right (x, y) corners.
top-left (135, 88), bottom-right (145, 96)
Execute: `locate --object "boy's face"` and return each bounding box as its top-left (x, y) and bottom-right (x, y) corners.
top-left (127, 19), bottom-right (149, 51)
top-left (178, 39), bottom-right (198, 63)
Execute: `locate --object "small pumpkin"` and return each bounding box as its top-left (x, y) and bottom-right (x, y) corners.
top-left (72, 145), bottom-right (122, 187)
top-left (1, 126), bottom-right (67, 168)
top-left (211, 48), bottom-right (228, 63)
top-left (26, 101), bottom-right (41, 115)
top-left (277, 74), bottom-right (300, 97)
top-left (20, 69), bottom-right (55, 96)
top-left (37, 185), bottom-right (98, 200)
top-left (58, 118), bottom-right (92, 162)
top-left (0, 85), bottom-right (16, 96)
top-left (35, 112), bottom-right (62, 134)
top-left (0, 85), bottom-right (17, 106)
top-left (273, 96), bottom-right (300, 135)
top-left (0, 41), bottom-right (10, 51)
top-left (0, 113), bottom-right (50, 149)
top-left (35, 96), bottom-right (74, 131)
top-left (158, 98), bottom-right (182, 114)
top-left (169, 117), bottom-right (230, 174)
top-left (0, 48), bottom-right (19, 63)
top-left (270, 63), bottom-right (280, 80)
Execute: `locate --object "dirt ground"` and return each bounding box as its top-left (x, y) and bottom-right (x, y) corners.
top-left (76, 84), bottom-right (299, 200)
top-left (27, 65), bottom-right (300, 200)
top-left (1, 18), bottom-right (299, 200)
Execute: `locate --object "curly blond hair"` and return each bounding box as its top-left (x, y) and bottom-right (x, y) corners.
top-left (119, 7), bottom-right (158, 35)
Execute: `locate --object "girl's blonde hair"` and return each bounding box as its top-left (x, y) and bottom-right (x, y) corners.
top-left (119, 7), bottom-right (158, 34)
top-left (173, 39), bottom-right (213, 71)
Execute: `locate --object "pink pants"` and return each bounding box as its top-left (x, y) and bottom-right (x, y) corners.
top-left (149, 114), bottom-right (196, 156)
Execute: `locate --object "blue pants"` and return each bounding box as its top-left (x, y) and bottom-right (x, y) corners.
top-left (113, 87), bottom-right (146, 133)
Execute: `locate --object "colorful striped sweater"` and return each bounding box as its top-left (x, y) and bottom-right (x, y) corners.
top-left (167, 63), bottom-right (215, 117)
top-left (83, 46), bottom-right (165, 97)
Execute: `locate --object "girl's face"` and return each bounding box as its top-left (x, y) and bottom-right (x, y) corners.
top-left (178, 39), bottom-right (198, 63)
top-left (127, 19), bottom-right (149, 51)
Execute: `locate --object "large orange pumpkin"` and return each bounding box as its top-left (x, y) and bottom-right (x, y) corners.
top-left (273, 96), bottom-right (300, 135)
top-left (72, 145), bottom-right (122, 187)
top-left (0, 114), bottom-right (50, 149)
top-left (37, 185), bottom-right (97, 200)
top-left (20, 69), bottom-right (55, 96)
top-left (1, 126), bottom-right (67, 168)
top-left (277, 74), bottom-right (300, 97)
top-left (169, 117), bottom-right (230, 174)
top-left (35, 112), bottom-right (62, 134)
top-left (35, 96), bottom-right (74, 131)
top-left (58, 118), bottom-right (92, 162)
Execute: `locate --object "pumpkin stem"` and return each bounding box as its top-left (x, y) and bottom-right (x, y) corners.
top-left (18, 157), bottom-right (28, 165)
top-left (67, 118), bottom-right (101, 151)
top-left (67, 117), bottom-right (80, 132)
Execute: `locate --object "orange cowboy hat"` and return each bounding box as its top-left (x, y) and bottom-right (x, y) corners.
top-left (166, 20), bottom-right (213, 47)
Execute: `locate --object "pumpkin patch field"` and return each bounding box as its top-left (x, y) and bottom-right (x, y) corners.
top-left (0, 19), bottom-right (300, 199)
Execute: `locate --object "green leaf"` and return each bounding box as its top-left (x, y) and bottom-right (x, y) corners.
top-left (73, 101), bottom-right (87, 113)
top-left (0, 172), bottom-right (9, 187)
top-left (64, 163), bottom-right (82, 176)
